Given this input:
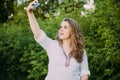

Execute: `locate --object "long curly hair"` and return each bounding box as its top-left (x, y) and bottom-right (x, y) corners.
top-left (56, 18), bottom-right (85, 63)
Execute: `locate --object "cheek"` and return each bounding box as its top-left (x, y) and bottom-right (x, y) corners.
top-left (66, 31), bottom-right (71, 38)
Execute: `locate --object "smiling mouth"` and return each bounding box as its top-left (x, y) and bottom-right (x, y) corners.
top-left (59, 33), bottom-right (64, 35)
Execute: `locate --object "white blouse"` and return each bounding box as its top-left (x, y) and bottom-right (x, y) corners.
top-left (35, 31), bottom-right (90, 80)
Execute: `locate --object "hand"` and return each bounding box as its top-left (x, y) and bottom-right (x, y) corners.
top-left (26, 0), bottom-right (39, 13)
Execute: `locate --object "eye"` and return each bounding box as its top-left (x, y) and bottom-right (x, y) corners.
top-left (58, 26), bottom-right (62, 29)
top-left (64, 26), bottom-right (68, 29)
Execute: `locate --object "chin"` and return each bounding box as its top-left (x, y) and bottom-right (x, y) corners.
top-left (59, 36), bottom-right (64, 40)
top-left (59, 37), bottom-right (64, 40)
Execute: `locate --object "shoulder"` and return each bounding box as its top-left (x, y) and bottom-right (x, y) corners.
top-left (83, 49), bottom-right (87, 55)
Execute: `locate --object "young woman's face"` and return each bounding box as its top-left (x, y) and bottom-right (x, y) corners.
top-left (58, 21), bottom-right (72, 40)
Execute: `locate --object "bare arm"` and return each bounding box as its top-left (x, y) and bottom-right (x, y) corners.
top-left (26, 0), bottom-right (42, 38)
top-left (81, 75), bottom-right (89, 80)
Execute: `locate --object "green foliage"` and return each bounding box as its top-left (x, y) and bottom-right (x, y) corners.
top-left (80, 0), bottom-right (120, 79)
top-left (62, 2), bottom-right (83, 13)
top-left (0, 0), bottom-right (120, 80)
top-left (0, 22), bottom-right (30, 80)
top-left (0, 0), bottom-right (14, 23)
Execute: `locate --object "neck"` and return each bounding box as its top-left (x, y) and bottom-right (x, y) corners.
top-left (62, 39), bottom-right (70, 48)
top-left (61, 39), bottom-right (72, 55)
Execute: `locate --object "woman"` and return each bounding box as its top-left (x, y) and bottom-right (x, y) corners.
top-left (26, 0), bottom-right (90, 80)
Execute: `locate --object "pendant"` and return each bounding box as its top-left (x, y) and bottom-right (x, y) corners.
top-left (65, 57), bottom-right (70, 67)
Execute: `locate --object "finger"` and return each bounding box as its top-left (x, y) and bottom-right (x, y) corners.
top-left (34, 0), bottom-right (38, 3)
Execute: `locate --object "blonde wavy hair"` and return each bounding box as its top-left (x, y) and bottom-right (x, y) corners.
top-left (56, 18), bottom-right (85, 63)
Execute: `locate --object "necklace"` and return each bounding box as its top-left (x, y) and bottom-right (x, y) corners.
top-left (61, 47), bottom-right (70, 67)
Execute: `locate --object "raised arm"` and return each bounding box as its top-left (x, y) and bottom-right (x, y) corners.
top-left (26, 0), bottom-right (42, 38)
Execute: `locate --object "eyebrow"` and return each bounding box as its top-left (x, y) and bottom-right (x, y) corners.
top-left (58, 26), bottom-right (61, 29)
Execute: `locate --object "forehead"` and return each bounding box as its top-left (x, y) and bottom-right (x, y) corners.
top-left (60, 21), bottom-right (70, 27)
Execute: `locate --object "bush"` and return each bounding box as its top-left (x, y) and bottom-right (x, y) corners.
top-left (80, 0), bottom-right (120, 79)
top-left (0, 0), bottom-right (120, 80)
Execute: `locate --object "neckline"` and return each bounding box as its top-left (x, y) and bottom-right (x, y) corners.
top-left (61, 46), bottom-right (70, 67)
top-left (61, 46), bottom-right (69, 58)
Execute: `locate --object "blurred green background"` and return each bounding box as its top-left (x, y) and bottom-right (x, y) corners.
top-left (0, 0), bottom-right (120, 80)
